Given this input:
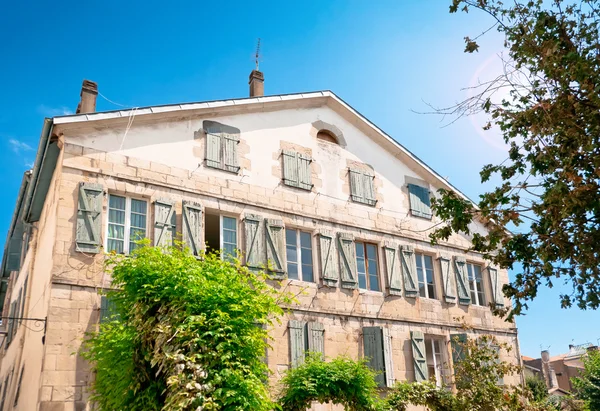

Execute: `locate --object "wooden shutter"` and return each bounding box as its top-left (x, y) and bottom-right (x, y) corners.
top-left (349, 169), bottom-right (364, 203)
top-left (319, 231), bottom-right (338, 287)
top-left (408, 184), bottom-right (432, 219)
top-left (363, 327), bottom-right (385, 387)
top-left (223, 133), bottom-right (240, 173)
top-left (454, 257), bottom-right (470, 305)
top-left (307, 322), bottom-right (325, 357)
top-left (13, 290), bottom-right (21, 338)
top-left (297, 153), bottom-right (312, 190)
top-left (410, 330), bottom-right (428, 382)
top-left (383, 243), bottom-right (402, 296)
top-left (19, 277), bottom-right (28, 327)
top-left (363, 173), bottom-right (376, 206)
top-left (488, 267), bottom-right (504, 307)
top-left (265, 219), bottom-right (286, 279)
top-left (289, 320), bottom-right (306, 367)
top-left (182, 201), bottom-right (203, 257)
top-left (382, 328), bottom-right (395, 387)
top-left (439, 255), bottom-right (457, 303)
top-left (205, 128), bottom-right (222, 169)
top-left (401, 245), bottom-right (418, 297)
top-left (338, 233), bottom-right (357, 289)
top-left (5, 221), bottom-right (24, 272)
top-left (154, 199), bottom-right (176, 247)
top-left (76, 182), bottom-right (103, 253)
top-left (5, 302), bottom-right (15, 346)
top-left (450, 333), bottom-right (468, 372)
top-left (244, 214), bottom-right (265, 269)
top-left (282, 150), bottom-right (299, 188)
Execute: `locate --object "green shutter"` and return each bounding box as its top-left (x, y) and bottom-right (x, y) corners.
top-left (244, 214), bottom-right (265, 269)
top-left (338, 233), bottom-right (357, 289)
top-left (408, 184), bottom-right (432, 219)
top-left (489, 267), bottom-right (504, 307)
top-left (282, 150), bottom-right (299, 187)
top-left (454, 257), bottom-right (471, 305)
top-left (297, 153), bottom-right (312, 190)
top-left (182, 201), bottom-right (203, 257)
top-left (363, 327), bottom-right (385, 387)
top-left (289, 320), bottom-right (306, 367)
top-left (439, 255), bottom-right (457, 303)
top-left (5, 220), bottom-right (24, 273)
top-left (349, 169), bottom-right (364, 203)
top-left (383, 243), bottom-right (402, 296)
top-left (382, 328), bottom-right (395, 387)
top-left (154, 199), bottom-right (176, 247)
top-left (362, 173), bottom-right (376, 206)
top-left (410, 330), bottom-right (428, 382)
top-left (306, 322), bottom-right (325, 358)
top-left (401, 245), bottom-right (418, 297)
top-left (75, 182), bottom-right (103, 253)
top-left (319, 231), bottom-right (338, 287)
top-left (223, 133), bottom-right (240, 173)
top-left (450, 333), bottom-right (468, 371)
top-left (265, 219), bottom-right (286, 279)
top-left (205, 130), bottom-right (222, 169)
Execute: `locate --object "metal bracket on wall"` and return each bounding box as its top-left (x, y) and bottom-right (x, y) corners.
top-left (0, 316), bottom-right (47, 343)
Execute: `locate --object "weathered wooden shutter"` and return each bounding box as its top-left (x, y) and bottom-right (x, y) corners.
top-left (5, 220), bottom-right (24, 273)
top-left (349, 169), bottom-right (364, 203)
top-left (488, 267), bottom-right (504, 307)
top-left (265, 219), bottom-right (286, 279)
top-left (289, 320), bottom-right (306, 367)
top-left (401, 245), bottom-right (418, 297)
top-left (282, 150), bottom-right (299, 187)
top-left (205, 131), bottom-right (222, 169)
top-left (319, 231), bottom-right (338, 287)
top-left (182, 201), bottom-right (203, 257)
top-left (450, 333), bottom-right (468, 372)
top-left (297, 153), bottom-right (312, 190)
top-left (454, 257), bottom-right (471, 305)
top-left (410, 330), bottom-right (428, 382)
top-left (100, 295), bottom-right (118, 323)
top-left (306, 322), bottom-right (325, 357)
top-left (223, 133), bottom-right (240, 173)
top-left (363, 327), bottom-right (385, 387)
top-left (19, 277), bottom-right (28, 327)
top-left (338, 233), bottom-right (357, 289)
top-left (408, 184), bottom-right (432, 219)
top-left (383, 243), bottom-right (402, 296)
top-left (438, 255), bottom-right (457, 303)
top-left (154, 199), bottom-right (176, 247)
top-left (382, 328), bottom-right (395, 387)
top-left (363, 173), bottom-right (376, 206)
top-left (244, 214), bottom-right (265, 269)
top-left (76, 182), bottom-right (103, 253)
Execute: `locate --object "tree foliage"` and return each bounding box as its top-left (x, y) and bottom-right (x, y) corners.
top-left (526, 376), bottom-right (549, 403)
top-left (82, 245), bottom-right (285, 411)
top-left (572, 348), bottom-right (600, 409)
top-left (432, 0), bottom-right (600, 316)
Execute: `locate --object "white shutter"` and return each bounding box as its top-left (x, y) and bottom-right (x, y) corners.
top-left (489, 266), bottom-right (504, 307)
top-left (182, 201), bottom-right (203, 257)
top-left (382, 328), bottom-right (395, 388)
top-left (401, 245), bottom-right (418, 297)
top-left (439, 255), bottom-right (457, 303)
top-left (319, 231), bottom-right (338, 287)
top-left (265, 219), bottom-right (286, 279)
top-left (153, 199), bottom-right (176, 247)
top-left (383, 243), bottom-right (402, 296)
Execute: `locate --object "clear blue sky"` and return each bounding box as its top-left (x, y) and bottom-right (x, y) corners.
top-left (0, 0), bottom-right (598, 357)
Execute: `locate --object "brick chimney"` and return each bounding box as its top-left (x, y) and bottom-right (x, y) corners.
top-left (76, 79), bottom-right (98, 114)
top-left (249, 70), bottom-right (264, 97)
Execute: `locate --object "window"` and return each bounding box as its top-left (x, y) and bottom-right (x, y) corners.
top-left (317, 129), bottom-right (338, 144)
top-left (285, 229), bottom-right (314, 282)
top-left (205, 213), bottom-right (237, 260)
top-left (416, 253), bottom-right (436, 299)
top-left (356, 242), bottom-right (380, 291)
top-left (205, 128), bottom-right (240, 173)
top-left (106, 195), bottom-right (148, 254)
top-left (349, 169), bottom-right (376, 206)
top-left (408, 184), bottom-right (432, 219)
top-left (282, 150), bottom-right (312, 190)
top-left (467, 263), bottom-right (485, 306)
top-left (363, 327), bottom-right (394, 387)
top-left (289, 320), bottom-right (324, 367)
top-left (425, 338), bottom-right (448, 387)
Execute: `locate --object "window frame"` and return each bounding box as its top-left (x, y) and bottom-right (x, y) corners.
top-left (466, 262), bottom-right (486, 306)
top-left (219, 215), bottom-right (238, 260)
top-left (355, 241), bottom-right (381, 292)
top-left (105, 194), bottom-right (149, 255)
top-left (425, 337), bottom-right (447, 388)
top-left (285, 228), bottom-right (315, 283)
top-left (407, 183), bottom-right (433, 220)
top-left (415, 252), bottom-right (436, 299)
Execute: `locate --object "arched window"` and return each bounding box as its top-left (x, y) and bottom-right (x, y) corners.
top-left (317, 129), bottom-right (338, 144)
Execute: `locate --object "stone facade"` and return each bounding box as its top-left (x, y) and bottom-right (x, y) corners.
top-left (0, 90), bottom-right (521, 410)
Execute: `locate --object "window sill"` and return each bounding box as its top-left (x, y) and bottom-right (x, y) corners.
top-left (358, 288), bottom-right (383, 296)
top-left (409, 211), bottom-right (433, 220)
top-left (287, 279), bottom-right (318, 288)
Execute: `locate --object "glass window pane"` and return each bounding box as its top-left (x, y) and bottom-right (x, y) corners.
top-left (108, 224), bottom-right (124, 239)
top-left (474, 264), bottom-right (482, 280)
top-left (467, 264), bottom-right (474, 281)
top-left (300, 231), bottom-right (311, 248)
top-left (109, 209), bottom-right (125, 225)
top-left (301, 249), bottom-right (312, 266)
top-left (130, 213), bottom-right (146, 229)
top-left (286, 245), bottom-right (298, 265)
top-left (130, 199), bottom-right (147, 214)
top-left (478, 291), bottom-right (485, 306)
top-left (109, 195), bottom-right (126, 210)
top-left (107, 239), bottom-right (124, 254)
top-left (355, 243), bottom-right (365, 258)
top-left (302, 264), bottom-right (314, 282)
top-left (428, 283), bottom-right (436, 299)
top-left (356, 257), bottom-right (366, 275)
top-left (369, 274), bottom-right (379, 291)
top-left (419, 283), bottom-right (427, 298)
top-left (367, 258), bottom-right (377, 276)
top-left (358, 273), bottom-right (367, 290)
top-left (366, 244), bottom-right (377, 260)
top-left (286, 229), bottom-right (297, 246)
top-left (222, 217), bottom-right (236, 231)
top-left (288, 262), bottom-right (299, 280)
top-left (130, 228), bottom-right (146, 242)
top-left (223, 243), bottom-right (236, 259)
top-left (223, 230), bottom-right (237, 245)
top-left (424, 255), bottom-right (433, 270)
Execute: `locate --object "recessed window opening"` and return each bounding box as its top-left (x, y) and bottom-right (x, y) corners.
top-left (425, 338), bottom-right (447, 387)
top-left (317, 129), bottom-right (338, 144)
top-left (356, 242), bottom-right (380, 291)
top-left (205, 212), bottom-right (237, 260)
top-left (285, 229), bottom-right (314, 282)
top-left (467, 263), bottom-right (485, 306)
top-left (106, 195), bottom-right (147, 254)
top-left (416, 253), bottom-right (436, 299)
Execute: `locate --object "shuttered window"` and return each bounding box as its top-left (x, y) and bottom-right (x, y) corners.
top-left (355, 242), bottom-right (380, 291)
top-left (438, 255), bottom-right (457, 303)
top-left (467, 263), bottom-right (486, 306)
top-left (289, 320), bottom-right (325, 367)
top-left (349, 169), bottom-right (376, 206)
top-left (450, 333), bottom-right (468, 374)
top-left (319, 231), bottom-right (338, 287)
top-left (425, 338), bottom-right (448, 387)
top-left (410, 330), bottom-right (428, 382)
top-left (205, 127), bottom-right (240, 173)
top-left (182, 201), bottom-right (203, 257)
top-left (488, 267), bottom-right (504, 307)
top-left (282, 150), bottom-right (312, 190)
top-left (415, 253), bottom-right (436, 299)
top-left (363, 327), bottom-right (394, 387)
top-left (285, 229), bottom-right (314, 282)
top-left (205, 214), bottom-right (238, 261)
top-left (408, 184), bottom-right (432, 219)
top-left (76, 182), bottom-right (103, 253)
top-left (107, 195), bottom-right (148, 254)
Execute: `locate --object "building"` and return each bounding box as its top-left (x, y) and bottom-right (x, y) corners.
top-left (0, 71), bottom-right (521, 410)
top-left (523, 344), bottom-right (597, 395)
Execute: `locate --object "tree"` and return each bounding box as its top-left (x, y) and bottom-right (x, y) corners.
top-left (431, 0), bottom-right (600, 316)
top-left (572, 348), bottom-right (600, 409)
top-left (82, 245), bottom-right (286, 411)
top-left (526, 376), bottom-right (549, 403)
